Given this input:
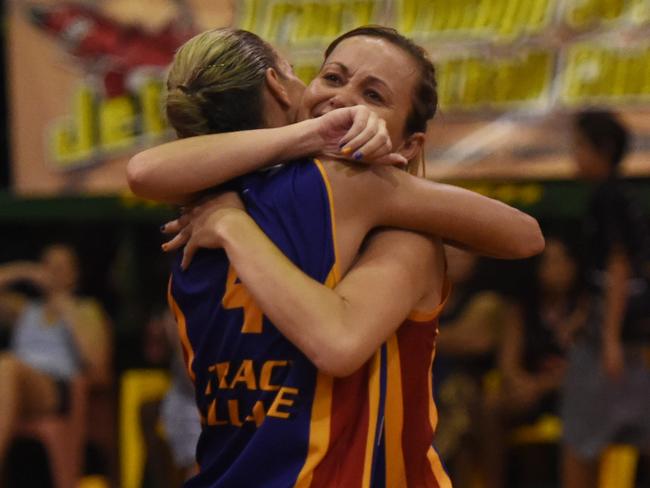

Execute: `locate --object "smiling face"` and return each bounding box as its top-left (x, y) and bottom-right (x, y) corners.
top-left (301, 35), bottom-right (423, 151)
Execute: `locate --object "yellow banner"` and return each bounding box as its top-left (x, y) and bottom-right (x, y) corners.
top-left (561, 43), bottom-right (650, 105)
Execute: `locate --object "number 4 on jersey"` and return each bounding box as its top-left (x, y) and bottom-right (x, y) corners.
top-left (222, 265), bottom-right (264, 333)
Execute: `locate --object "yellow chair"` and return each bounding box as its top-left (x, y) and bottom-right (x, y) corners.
top-left (77, 475), bottom-right (110, 488)
top-left (509, 417), bottom-right (639, 488)
top-left (119, 369), bottom-right (170, 488)
top-left (599, 444), bottom-right (639, 488)
top-left (509, 414), bottom-right (562, 445)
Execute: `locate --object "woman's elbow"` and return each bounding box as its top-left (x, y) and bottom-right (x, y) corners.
top-left (126, 151), bottom-right (155, 197)
top-left (309, 337), bottom-right (365, 378)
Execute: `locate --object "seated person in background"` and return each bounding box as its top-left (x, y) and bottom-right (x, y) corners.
top-left (433, 246), bottom-right (510, 488)
top-left (0, 244), bottom-right (111, 477)
top-left (481, 237), bottom-right (585, 488)
top-left (140, 308), bottom-right (200, 488)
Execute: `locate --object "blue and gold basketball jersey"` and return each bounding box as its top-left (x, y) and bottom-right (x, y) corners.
top-left (168, 159), bottom-right (343, 487)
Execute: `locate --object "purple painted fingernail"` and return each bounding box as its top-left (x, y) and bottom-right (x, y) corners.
top-left (353, 151), bottom-right (362, 160)
top-left (160, 225), bottom-right (166, 232)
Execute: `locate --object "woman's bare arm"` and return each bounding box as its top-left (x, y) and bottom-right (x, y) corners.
top-left (127, 106), bottom-right (404, 203)
top-left (127, 120), bottom-right (322, 203)
top-left (181, 205), bottom-right (443, 377)
top-left (323, 161), bottom-right (544, 259)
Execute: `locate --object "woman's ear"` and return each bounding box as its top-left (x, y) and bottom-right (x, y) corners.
top-left (398, 132), bottom-right (426, 161)
top-left (265, 67), bottom-right (291, 108)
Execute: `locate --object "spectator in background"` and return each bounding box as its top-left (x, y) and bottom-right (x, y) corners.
top-left (482, 237), bottom-right (585, 488)
top-left (562, 110), bottom-right (650, 487)
top-left (434, 246), bottom-right (510, 488)
top-left (140, 308), bottom-right (200, 488)
top-left (0, 244), bottom-right (111, 478)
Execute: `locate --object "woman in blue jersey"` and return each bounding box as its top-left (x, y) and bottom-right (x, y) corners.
top-left (128, 27), bottom-right (543, 486)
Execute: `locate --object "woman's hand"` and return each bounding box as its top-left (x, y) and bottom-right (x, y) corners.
top-left (316, 106), bottom-right (408, 166)
top-left (161, 192), bottom-right (246, 270)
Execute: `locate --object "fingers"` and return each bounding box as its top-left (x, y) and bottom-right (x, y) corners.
top-left (340, 111), bottom-right (401, 166)
top-left (181, 241), bottom-right (198, 271)
top-left (353, 127), bottom-right (394, 162)
top-left (338, 106), bottom-right (370, 150)
top-left (161, 219), bottom-right (181, 234)
top-left (161, 231), bottom-right (189, 252)
top-left (161, 212), bottom-right (191, 233)
top-left (340, 110), bottom-right (380, 157)
top-left (351, 119), bottom-right (390, 159)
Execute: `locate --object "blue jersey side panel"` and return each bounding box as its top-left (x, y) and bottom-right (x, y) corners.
top-left (170, 160), bottom-right (336, 488)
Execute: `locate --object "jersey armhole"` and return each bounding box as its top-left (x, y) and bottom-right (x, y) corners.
top-left (408, 277), bottom-right (452, 323)
top-left (313, 159), bottom-right (341, 285)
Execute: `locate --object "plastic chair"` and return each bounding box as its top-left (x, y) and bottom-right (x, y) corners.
top-left (509, 414), bottom-right (562, 445)
top-left (14, 376), bottom-right (87, 488)
top-left (509, 416), bottom-right (639, 488)
top-left (599, 444), bottom-right (639, 488)
top-left (119, 369), bottom-right (170, 488)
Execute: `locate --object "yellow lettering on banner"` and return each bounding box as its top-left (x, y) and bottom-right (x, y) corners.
top-left (561, 44), bottom-right (650, 105)
top-left (230, 360), bottom-right (258, 390)
top-left (237, 0), bottom-right (263, 32)
top-left (50, 76), bottom-right (167, 169)
top-left (245, 0), bottom-right (378, 46)
top-left (396, 0), bottom-right (552, 40)
top-left (324, 2), bottom-right (344, 40)
top-left (352, 1), bottom-right (376, 26)
top-left (260, 361), bottom-right (288, 391)
top-left (290, 1), bottom-right (376, 45)
top-left (291, 2), bottom-right (317, 44)
top-left (51, 85), bottom-right (95, 168)
top-left (223, 266), bottom-right (264, 334)
top-left (244, 400), bottom-right (267, 427)
top-left (140, 80), bottom-right (166, 136)
top-left (438, 51), bottom-right (553, 110)
top-left (260, 2), bottom-right (296, 43)
top-left (564, 0), bottom-right (638, 29)
top-left (267, 386), bottom-right (299, 419)
top-left (99, 95), bottom-right (136, 152)
top-left (396, 0), bottom-right (419, 34)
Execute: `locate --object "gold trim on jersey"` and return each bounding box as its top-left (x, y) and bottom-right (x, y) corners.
top-left (167, 277), bottom-right (196, 382)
